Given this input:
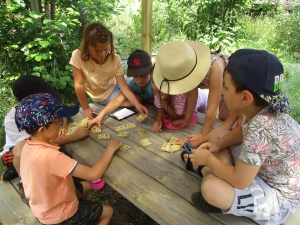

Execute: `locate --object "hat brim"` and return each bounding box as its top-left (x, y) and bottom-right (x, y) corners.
top-left (127, 66), bottom-right (151, 77)
top-left (153, 41), bottom-right (211, 95)
top-left (57, 104), bottom-right (80, 118)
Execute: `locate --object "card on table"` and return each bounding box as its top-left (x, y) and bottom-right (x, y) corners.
top-left (79, 118), bottom-right (89, 127)
top-left (98, 134), bottom-right (110, 140)
top-left (115, 123), bottom-right (137, 132)
top-left (136, 114), bottom-right (147, 122)
top-left (92, 127), bottom-right (102, 133)
top-left (168, 137), bottom-right (179, 145)
top-left (140, 138), bottom-right (152, 147)
top-left (138, 130), bottom-right (148, 137)
top-left (120, 144), bottom-right (131, 152)
top-left (117, 131), bottom-right (130, 137)
top-left (170, 144), bottom-right (181, 152)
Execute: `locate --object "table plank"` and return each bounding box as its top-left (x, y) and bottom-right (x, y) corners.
top-left (67, 104), bottom-right (257, 225)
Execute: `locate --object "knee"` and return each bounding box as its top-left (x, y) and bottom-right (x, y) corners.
top-left (201, 178), bottom-right (219, 204)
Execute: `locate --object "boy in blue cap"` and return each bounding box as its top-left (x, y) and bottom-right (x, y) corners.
top-left (189, 49), bottom-right (300, 225)
top-left (15, 92), bottom-right (123, 225)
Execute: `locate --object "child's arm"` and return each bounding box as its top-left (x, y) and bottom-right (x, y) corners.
top-left (50, 126), bottom-right (89, 146)
top-left (201, 59), bottom-right (224, 136)
top-left (152, 108), bottom-right (164, 132)
top-left (72, 140), bottom-right (123, 181)
top-left (72, 66), bottom-right (95, 119)
top-left (58, 117), bottom-right (68, 137)
top-left (174, 87), bottom-right (198, 128)
top-left (88, 93), bottom-right (126, 128)
top-left (116, 75), bottom-right (148, 115)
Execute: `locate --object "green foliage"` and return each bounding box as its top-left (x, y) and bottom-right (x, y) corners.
top-left (0, 2), bottom-right (81, 98)
top-left (282, 63), bottom-right (300, 123)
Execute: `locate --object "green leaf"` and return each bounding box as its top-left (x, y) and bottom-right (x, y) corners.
top-left (39, 41), bottom-right (50, 48)
top-left (43, 19), bottom-right (53, 25)
top-left (35, 55), bottom-right (42, 62)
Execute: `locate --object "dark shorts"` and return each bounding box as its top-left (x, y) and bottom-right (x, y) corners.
top-left (56, 199), bottom-right (103, 225)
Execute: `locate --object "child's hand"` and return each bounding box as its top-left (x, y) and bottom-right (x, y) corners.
top-left (107, 140), bottom-right (123, 153)
top-left (58, 124), bottom-right (68, 137)
top-left (173, 117), bottom-right (190, 128)
top-left (83, 107), bottom-right (95, 119)
top-left (188, 133), bottom-right (203, 141)
top-left (73, 126), bottom-right (89, 140)
top-left (199, 142), bottom-right (219, 153)
top-left (88, 117), bottom-right (102, 129)
top-left (136, 103), bottom-right (148, 116)
top-left (152, 120), bottom-right (162, 132)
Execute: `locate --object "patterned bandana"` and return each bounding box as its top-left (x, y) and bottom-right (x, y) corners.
top-left (15, 93), bottom-right (79, 132)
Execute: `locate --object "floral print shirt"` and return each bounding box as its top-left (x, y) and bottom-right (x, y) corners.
top-left (240, 106), bottom-right (300, 207)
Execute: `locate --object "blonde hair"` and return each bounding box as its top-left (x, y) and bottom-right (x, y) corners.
top-left (79, 23), bottom-right (115, 61)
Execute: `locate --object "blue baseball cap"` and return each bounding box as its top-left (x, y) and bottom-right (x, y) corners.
top-left (226, 49), bottom-right (291, 113)
top-left (15, 93), bottom-right (79, 132)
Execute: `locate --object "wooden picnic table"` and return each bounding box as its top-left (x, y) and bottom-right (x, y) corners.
top-left (63, 103), bottom-right (300, 225)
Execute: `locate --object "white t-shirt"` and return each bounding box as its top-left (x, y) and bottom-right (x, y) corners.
top-left (0, 107), bottom-right (29, 156)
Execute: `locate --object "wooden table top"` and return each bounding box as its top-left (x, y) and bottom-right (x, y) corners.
top-left (63, 103), bottom-right (298, 225)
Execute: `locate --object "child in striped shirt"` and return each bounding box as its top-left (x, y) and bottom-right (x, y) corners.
top-left (152, 41), bottom-right (211, 132)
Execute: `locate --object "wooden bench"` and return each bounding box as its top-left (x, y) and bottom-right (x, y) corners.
top-left (0, 178), bottom-right (39, 225)
top-left (63, 103), bottom-right (300, 225)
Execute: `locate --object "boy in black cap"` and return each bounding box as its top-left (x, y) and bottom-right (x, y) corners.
top-left (15, 93), bottom-right (123, 224)
top-left (88, 50), bottom-right (154, 128)
top-left (188, 49), bottom-right (300, 224)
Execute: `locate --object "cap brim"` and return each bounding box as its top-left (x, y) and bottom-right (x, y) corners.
top-left (57, 104), bottom-right (80, 118)
top-left (153, 41), bottom-right (210, 95)
top-left (127, 67), bottom-right (151, 77)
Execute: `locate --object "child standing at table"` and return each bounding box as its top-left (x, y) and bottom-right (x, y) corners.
top-left (15, 93), bottom-right (123, 224)
top-left (88, 50), bottom-right (154, 128)
top-left (70, 22), bottom-right (147, 119)
top-left (189, 49), bottom-right (300, 225)
top-left (151, 41), bottom-right (209, 132)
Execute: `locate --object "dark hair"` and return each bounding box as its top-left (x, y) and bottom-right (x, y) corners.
top-left (228, 72), bottom-right (269, 107)
top-left (79, 23), bottom-right (115, 61)
top-left (25, 123), bottom-right (51, 135)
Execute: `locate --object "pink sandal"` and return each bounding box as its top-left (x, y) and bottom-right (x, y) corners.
top-left (88, 179), bottom-right (105, 190)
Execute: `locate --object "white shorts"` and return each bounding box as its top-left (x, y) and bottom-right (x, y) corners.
top-left (225, 145), bottom-right (296, 225)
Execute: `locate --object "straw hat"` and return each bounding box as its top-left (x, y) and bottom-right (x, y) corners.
top-left (153, 41), bottom-right (210, 95)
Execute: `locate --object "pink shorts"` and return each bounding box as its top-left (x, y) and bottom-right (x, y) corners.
top-left (163, 112), bottom-right (198, 130)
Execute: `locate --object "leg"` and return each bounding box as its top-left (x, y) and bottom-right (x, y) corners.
top-left (122, 93), bottom-right (142, 107)
top-left (12, 140), bottom-right (26, 176)
top-left (199, 167), bottom-right (235, 210)
top-left (76, 181), bottom-right (92, 200)
top-left (96, 204), bottom-right (113, 225)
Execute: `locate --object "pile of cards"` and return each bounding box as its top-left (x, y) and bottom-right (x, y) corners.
top-left (115, 123), bottom-right (137, 132)
top-left (158, 137), bottom-right (182, 153)
top-left (66, 118), bottom-right (89, 135)
top-left (136, 114), bottom-right (147, 122)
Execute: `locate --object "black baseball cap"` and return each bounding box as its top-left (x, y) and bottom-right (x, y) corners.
top-left (13, 75), bottom-right (61, 102)
top-left (127, 50), bottom-right (152, 77)
top-left (226, 49), bottom-right (291, 113)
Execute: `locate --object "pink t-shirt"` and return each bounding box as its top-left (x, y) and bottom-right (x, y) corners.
top-left (154, 88), bottom-right (208, 115)
top-left (20, 139), bottom-right (78, 224)
top-left (70, 49), bottom-right (123, 102)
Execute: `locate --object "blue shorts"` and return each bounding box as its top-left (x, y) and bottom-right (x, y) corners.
top-left (97, 84), bottom-right (121, 106)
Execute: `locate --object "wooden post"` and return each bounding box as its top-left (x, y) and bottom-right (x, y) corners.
top-left (142, 0), bottom-right (152, 57)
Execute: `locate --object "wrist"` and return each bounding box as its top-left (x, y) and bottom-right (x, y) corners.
top-left (82, 105), bottom-right (90, 110)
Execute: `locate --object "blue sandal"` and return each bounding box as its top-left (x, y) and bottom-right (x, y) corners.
top-left (180, 150), bottom-right (204, 177)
